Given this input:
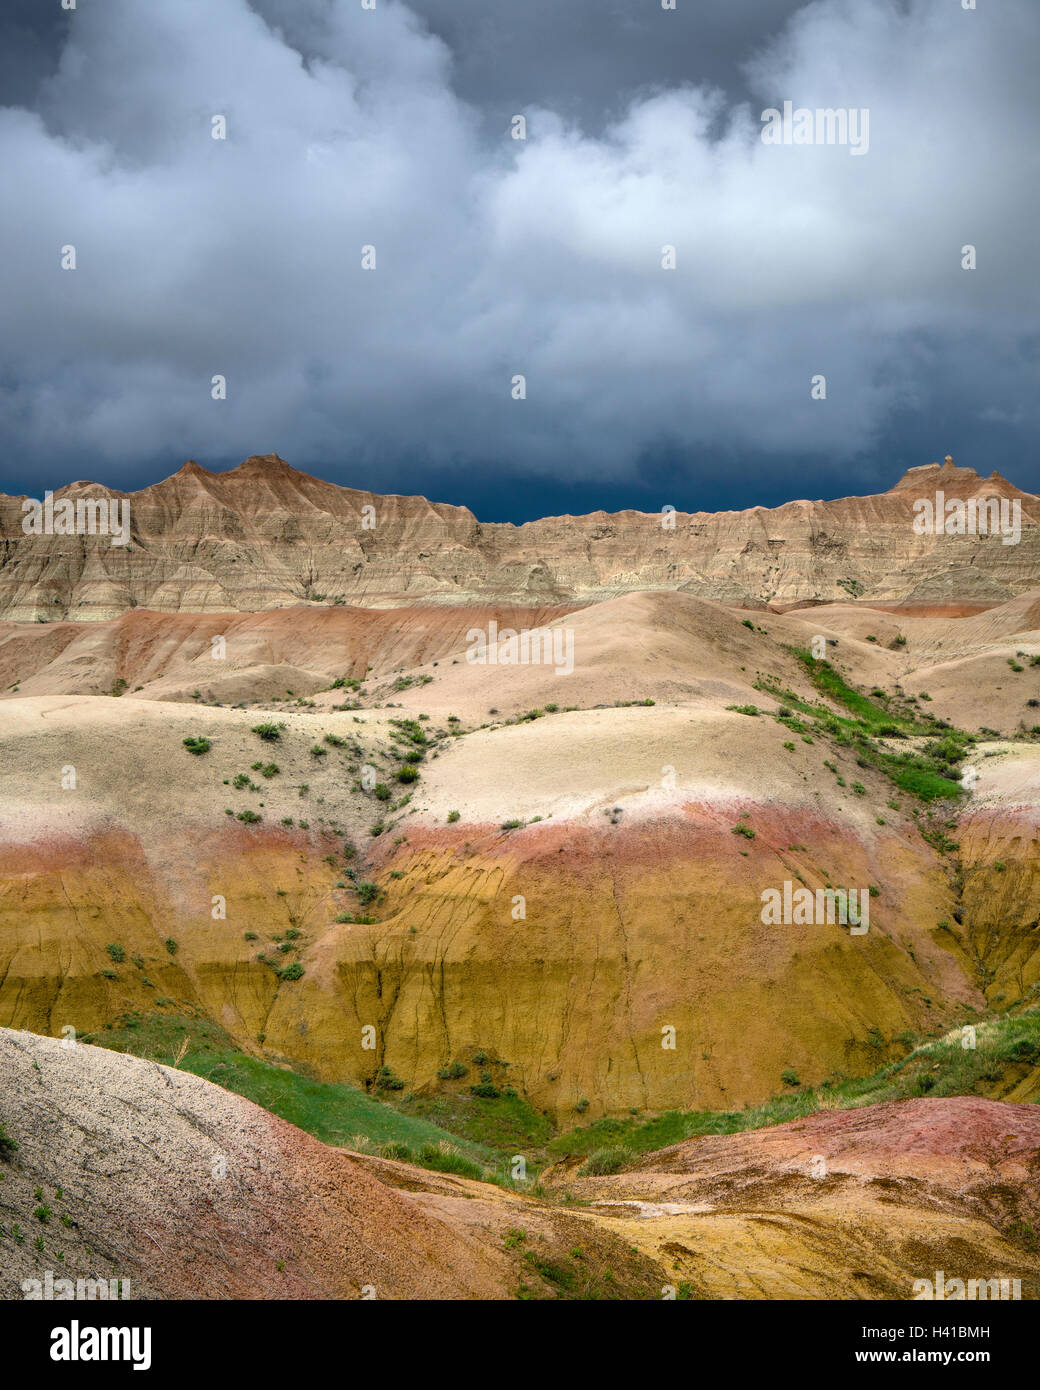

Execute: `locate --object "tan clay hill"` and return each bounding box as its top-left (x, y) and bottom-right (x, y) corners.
top-left (2, 453), bottom-right (1040, 1300)
top-left (0, 453), bottom-right (1037, 619)
top-left (4, 1028), bottom-right (1038, 1301)
top-left (0, 466), bottom-right (1035, 1129)
top-left (0, 622), bottom-right (1037, 1118)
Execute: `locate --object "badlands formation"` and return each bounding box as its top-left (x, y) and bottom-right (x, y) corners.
top-left (2, 453), bottom-right (1040, 1299)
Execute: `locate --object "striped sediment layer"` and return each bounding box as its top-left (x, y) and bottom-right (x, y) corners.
top-left (4, 800), bottom-right (1027, 1119)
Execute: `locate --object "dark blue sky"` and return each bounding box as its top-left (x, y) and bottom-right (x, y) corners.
top-left (0, 0), bottom-right (1036, 521)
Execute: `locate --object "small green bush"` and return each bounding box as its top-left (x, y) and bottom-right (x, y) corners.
top-left (580, 1147), bottom-right (631, 1176)
top-left (437, 1061), bottom-right (467, 1080)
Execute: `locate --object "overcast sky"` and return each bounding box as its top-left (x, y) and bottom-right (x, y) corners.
top-left (0, 0), bottom-right (1036, 521)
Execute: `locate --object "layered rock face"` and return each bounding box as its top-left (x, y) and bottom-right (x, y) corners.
top-left (1, 454), bottom-right (1037, 619)
top-left (4, 690), bottom-right (1036, 1121)
top-left (8, 1028), bottom-right (1035, 1302)
top-left (551, 1098), bottom-right (1040, 1299)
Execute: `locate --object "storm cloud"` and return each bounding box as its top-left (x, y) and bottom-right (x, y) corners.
top-left (0, 0), bottom-right (1037, 513)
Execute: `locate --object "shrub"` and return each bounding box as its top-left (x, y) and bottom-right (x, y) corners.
top-left (742, 619), bottom-right (755, 630)
top-left (373, 783), bottom-right (391, 801)
top-left (356, 881), bottom-right (380, 905)
top-left (395, 765), bottom-right (419, 783)
top-left (781, 1068), bottom-right (800, 1087)
top-left (447, 810), bottom-right (461, 823)
top-left (237, 809), bottom-right (262, 824)
top-left (375, 1065), bottom-right (405, 1091)
top-left (580, 1147), bottom-right (631, 1176)
top-left (182, 736), bottom-right (211, 755)
top-left (0, 1122), bottom-right (19, 1157)
top-left (310, 744), bottom-right (328, 757)
top-left (470, 1082), bottom-right (500, 1099)
top-left (732, 824), bottom-right (755, 840)
top-left (259, 762), bottom-right (279, 778)
top-left (251, 723), bottom-right (283, 742)
top-left (437, 1061), bottom-right (467, 1080)
top-left (164, 938), bottom-right (178, 955)
top-left (106, 943), bottom-right (125, 963)
top-left (279, 962), bottom-right (304, 981)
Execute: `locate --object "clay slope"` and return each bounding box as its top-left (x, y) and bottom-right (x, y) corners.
top-left (1, 454), bottom-right (1037, 619)
top-left (324, 588), bottom-right (1040, 733)
top-left (0, 602), bottom-right (579, 703)
top-left (0, 684), bottom-right (1025, 1119)
top-left (0, 1027), bottom-right (512, 1300)
top-left (9, 1028), bottom-right (1036, 1301)
top-left (3, 586), bottom-right (1036, 737)
top-left (553, 1098), bottom-right (1040, 1299)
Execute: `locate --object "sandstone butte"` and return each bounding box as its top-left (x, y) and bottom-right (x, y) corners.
top-left (0, 454), bottom-right (1038, 1130)
top-left (0, 452), bottom-right (1037, 620)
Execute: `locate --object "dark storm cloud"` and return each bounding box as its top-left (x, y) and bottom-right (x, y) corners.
top-left (394, 0), bottom-right (807, 129)
top-left (0, 0), bottom-right (1037, 513)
